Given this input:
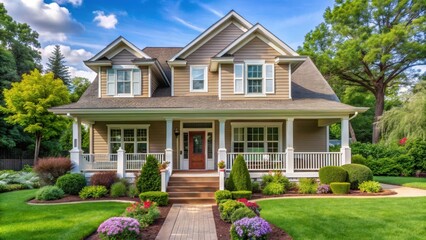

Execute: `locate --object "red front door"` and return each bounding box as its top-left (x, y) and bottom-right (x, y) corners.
top-left (189, 131), bottom-right (205, 169)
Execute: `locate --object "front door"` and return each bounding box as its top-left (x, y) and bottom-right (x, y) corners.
top-left (189, 131), bottom-right (205, 169)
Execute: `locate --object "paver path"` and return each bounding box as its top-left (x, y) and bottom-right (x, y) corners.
top-left (381, 183), bottom-right (426, 197)
top-left (156, 204), bottom-right (217, 240)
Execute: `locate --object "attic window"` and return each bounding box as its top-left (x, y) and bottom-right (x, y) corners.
top-left (106, 66), bottom-right (141, 96)
top-left (190, 65), bottom-right (208, 92)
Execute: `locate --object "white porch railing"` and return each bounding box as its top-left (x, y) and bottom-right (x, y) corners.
top-left (294, 152), bottom-right (342, 170)
top-left (226, 152), bottom-right (286, 170)
top-left (126, 153), bottom-right (165, 170)
top-left (82, 153), bottom-right (165, 171)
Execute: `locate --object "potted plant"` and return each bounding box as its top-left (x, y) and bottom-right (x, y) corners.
top-left (218, 160), bottom-right (225, 170)
top-left (159, 161), bottom-right (170, 170)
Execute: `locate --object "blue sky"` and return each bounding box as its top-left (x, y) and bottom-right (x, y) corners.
top-left (0, 0), bottom-right (334, 80)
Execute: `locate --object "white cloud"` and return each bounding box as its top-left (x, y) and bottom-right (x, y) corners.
top-left (93, 11), bottom-right (118, 29)
top-left (173, 16), bottom-right (204, 32)
top-left (68, 66), bottom-right (97, 81)
top-left (196, 3), bottom-right (223, 18)
top-left (0, 0), bottom-right (83, 42)
top-left (54, 0), bottom-right (83, 7)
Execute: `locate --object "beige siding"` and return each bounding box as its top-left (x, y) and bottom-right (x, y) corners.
top-left (221, 37), bottom-right (290, 100)
top-left (99, 66), bottom-right (149, 98)
top-left (294, 119), bottom-right (327, 152)
top-left (111, 49), bottom-right (135, 65)
top-left (150, 67), bottom-right (162, 97)
top-left (174, 23), bottom-right (244, 96)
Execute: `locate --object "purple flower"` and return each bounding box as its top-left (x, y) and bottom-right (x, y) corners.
top-left (98, 217), bottom-right (140, 239)
top-left (232, 217), bottom-right (272, 239)
top-left (317, 184), bottom-right (331, 194)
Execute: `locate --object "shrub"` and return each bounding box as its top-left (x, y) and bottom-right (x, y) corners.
top-left (230, 207), bottom-right (256, 223)
top-left (215, 190), bottom-right (232, 203)
top-left (330, 182), bottom-right (350, 194)
top-left (35, 186), bottom-right (64, 200)
top-left (272, 171), bottom-right (291, 191)
top-left (298, 178), bottom-right (318, 194)
top-left (127, 184), bottom-right (139, 198)
top-left (226, 155), bottom-right (251, 191)
top-left (262, 182), bottom-right (284, 195)
top-left (110, 182), bottom-right (127, 197)
top-left (351, 154), bottom-right (366, 165)
top-left (230, 217), bottom-right (272, 240)
top-left (124, 201), bottom-right (160, 228)
top-left (79, 185), bottom-right (108, 199)
top-left (56, 174), bottom-right (86, 195)
top-left (317, 184), bottom-right (331, 194)
top-left (359, 181), bottom-right (382, 193)
top-left (341, 164), bottom-right (373, 189)
top-left (6, 184), bottom-right (27, 191)
top-left (34, 157), bottom-right (72, 185)
top-left (231, 191), bottom-right (252, 200)
top-left (406, 138), bottom-right (426, 172)
top-left (318, 166), bottom-right (348, 184)
top-left (0, 171), bottom-right (39, 189)
top-left (251, 181), bottom-right (261, 193)
top-left (260, 174), bottom-right (274, 188)
top-left (139, 191), bottom-right (168, 206)
top-left (97, 217), bottom-right (140, 240)
top-left (0, 184), bottom-right (6, 193)
top-left (90, 172), bottom-right (118, 189)
top-left (237, 198), bottom-right (261, 216)
top-left (137, 155), bottom-right (161, 193)
top-left (219, 199), bottom-right (246, 222)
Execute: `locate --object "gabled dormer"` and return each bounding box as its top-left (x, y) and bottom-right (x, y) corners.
top-left (84, 36), bottom-right (169, 98)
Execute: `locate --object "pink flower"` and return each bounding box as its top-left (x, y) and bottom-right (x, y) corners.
top-left (399, 137), bottom-right (408, 145)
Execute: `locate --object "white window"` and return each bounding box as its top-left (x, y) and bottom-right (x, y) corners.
top-left (247, 64), bottom-right (263, 94)
top-left (109, 126), bottom-right (149, 154)
top-left (234, 64), bottom-right (244, 94)
top-left (233, 61), bottom-right (275, 96)
top-left (190, 65), bottom-right (208, 92)
top-left (231, 124), bottom-right (281, 153)
top-left (106, 66), bottom-right (141, 96)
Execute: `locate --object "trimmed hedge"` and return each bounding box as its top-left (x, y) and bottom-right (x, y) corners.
top-left (341, 164), bottom-right (373, 189)
top-left (226, 155), bottom-right (251, 191)
top-left (351, 154), bottom-right (366, 165)
top-left (36, 186), bottom-right (64, 200)
top-left (56, 174), bottom-right (86, 195)
top-left (137, 155), bottom-right (161, 192)
top-left (230, 207), bottom-right (256, 223)
top-left (319, 166), bottom-right (348, 184)
top-left (215, 190), bottom-right (232, 203)
top-left (231, 190), bottom-right (252, 200)
top-left (330, 182), bottom-right (350, 194)
top-left (139, 191), bottom-right (169, 206)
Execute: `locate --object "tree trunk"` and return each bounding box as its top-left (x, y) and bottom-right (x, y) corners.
top-left (33, 133), bottom-right (42, 165)
top-left (372, 87), bottom-right (385, 143)
top-left (349, 122), bottom-right (357, 143)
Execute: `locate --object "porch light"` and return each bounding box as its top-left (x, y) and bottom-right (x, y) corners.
top-left (174, 128), bottom-right (180, 137)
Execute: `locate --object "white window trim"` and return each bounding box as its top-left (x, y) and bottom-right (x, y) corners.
top-left (231, 122), bottom-right (283, 153)
top-left (109, 65), bottom-right (140, 97)
top-left (244, 60), bottom-right (266, 97)
top-left (190, 65), bottom-right (208, 92)
top-left (107, 124), bottom-right (150, 154)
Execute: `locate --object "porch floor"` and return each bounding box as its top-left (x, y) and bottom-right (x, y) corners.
top-left (172, 170), bottom-right (219, 177)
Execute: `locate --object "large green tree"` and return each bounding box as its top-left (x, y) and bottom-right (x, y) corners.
top-left (46, 45), bottom-right (71, 87)
top-left (299, 0), bottom-right (426, 143)
top-left (70, 77), bottom-right (90, 102)
top-left (1, 70), bottom-right (71, 163)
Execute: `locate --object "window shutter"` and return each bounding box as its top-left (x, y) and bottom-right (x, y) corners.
top-left (132, 69), bottom-right (141, 95)
top-left (234, 64), bottom-right (244, 94)
top-left (265, 64), bottom-right (274, 94)
top-left (107, 69), bottom-right (116, 95)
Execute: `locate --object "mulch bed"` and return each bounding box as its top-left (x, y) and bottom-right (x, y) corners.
top-left (251, 189), bottom-right (396, 199)
top-left (29, 195), bottom-right (139, 204)
top-left (212, 206), bottom-right (292, 240)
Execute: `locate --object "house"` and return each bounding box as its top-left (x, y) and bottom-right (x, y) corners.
top-left (51, 11), bottom-right (366, 195)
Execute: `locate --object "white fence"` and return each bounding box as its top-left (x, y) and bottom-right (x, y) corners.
top-left (126, 153), bottom-right (165, 170)
top-left (294, 152), bottom-right (342, 170)
top-left (226, 152), bottom-right (286, 171)
top-left (82, 153), bottom-right (164, 171)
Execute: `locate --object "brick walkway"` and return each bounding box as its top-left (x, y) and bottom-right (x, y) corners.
top-left (156, 204), bottom-right (217, 240)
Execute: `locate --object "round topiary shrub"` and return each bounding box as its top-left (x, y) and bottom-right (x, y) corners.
top-left (137, 155), bottom-right (160, 193)
top-left (262, 182), bottom-right (284, 195)
top-left (341, 164), bottom-right (373, 190)
top-left (110, 182), bottom-right (127, 197)
top-left (215, 190), bottom-right (232, 203)
top-left (230, 207), bottom-right (256, 223)
top-left (226, 155), bottom-right (251, 191)
top-left (351, 154), bottom-right (366, 165)
top-left (319, 166), bottom-right (348, 184)
top-left (35, 186), bottom-right (64, 200)
top-left (56, 174), bottom-right (86, 195)
top-left (330, 182), bottom-right (350, 194)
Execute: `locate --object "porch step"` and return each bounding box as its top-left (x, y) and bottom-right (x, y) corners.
top-left (169, 176), bottom-right (218, 182)
top-left (167, 186), bottom-right (218, 192)
top-left (167, 173), bottom-right (218, 204)
top-left (168, 192), bottom-right (215, 198)
top-left (168, 197), bottom-right (216, 204)
top-left (167, 181), bottom-right (219, 187)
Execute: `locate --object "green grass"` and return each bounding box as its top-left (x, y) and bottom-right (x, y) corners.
top-left (374, 176), bottom-right (426, 190)
top-left (258, 197), bottom-right (426, 240)
top-left (0, 190), bottom-right (129, 240)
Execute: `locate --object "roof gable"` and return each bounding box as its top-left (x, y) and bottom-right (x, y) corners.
top-left (89, 36), bottom-right (151, 61)
top-left (169, 10), bottom-right (252, 61)
top-left (216, 24), bottom-right (298, 57)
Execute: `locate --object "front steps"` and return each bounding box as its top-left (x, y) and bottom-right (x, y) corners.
top-left (167, 173), bottom-right (218, 204)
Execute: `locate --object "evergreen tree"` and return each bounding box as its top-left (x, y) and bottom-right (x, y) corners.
top-left (46, 45), bottom-right (71, 87)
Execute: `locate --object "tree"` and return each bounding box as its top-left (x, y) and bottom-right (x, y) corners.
top-left (46, 45), bottom-right (71, 87)
top-left (70, 77), bottom-right (90, 102)
top-left (299, 0), bottom-right (426, 143)
top-left (1, 69), bottom-right (70, 163)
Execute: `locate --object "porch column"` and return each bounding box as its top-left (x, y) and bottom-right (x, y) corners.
top-left (341, 117), bottom-right (351, 164)
top-left (88, 123), bottom-right (94, 154)
top-left (285, 118), bottom-right (294, 173)
top-left (70, 117), bottom-right (82, 173)
top-left (218, 119), bottom-right (227, 170)
top-left (117, 147), bottom-right (126, 178)
top-left (165, 118), bottom-right (173, 173)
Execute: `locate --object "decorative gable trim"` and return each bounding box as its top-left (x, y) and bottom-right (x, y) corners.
top-left (169, 10), bottom-right (252, 61)
top-left (89, 36), bottom-right (151, 61)
top-left (216, 24), bottom-right (299, 57)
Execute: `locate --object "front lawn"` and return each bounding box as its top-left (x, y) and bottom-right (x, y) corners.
top-left (258, 197), bottom-right (426, 240)
top-left (374, 176), bottom-right (426, 190)
top-left (0, 190), bottom-right (128, 240)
